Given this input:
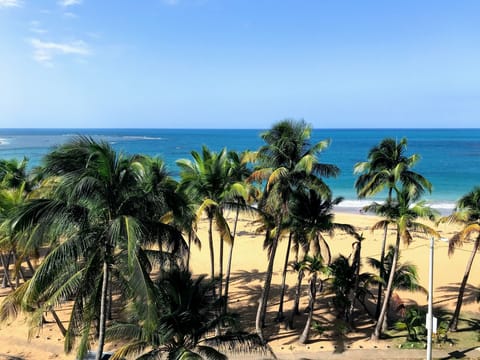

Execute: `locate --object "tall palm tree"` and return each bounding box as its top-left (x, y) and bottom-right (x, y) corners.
top-left (6, 137), bottom-right (186, 360)
top-left (440, 187), bottom-right (480, 331)
top-left (354, 137), bottom-right (432, 318)
top-left (248, 119), bottom-right (339, 343)
top-left (223, 150), bottom-right (257, 313)
top-left (370, 189), bottom-right (438, 340)
top-left (287, 189), bottom-right (356, 328)
top-left (177, 146), bottom-right (233, 301)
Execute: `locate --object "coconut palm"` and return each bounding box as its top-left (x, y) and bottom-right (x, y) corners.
top-left (298, 254), bottom-right (327, 344)
top-left (4, 137), bottom-right (186, 360)
top-left (285, 188), bottom-right (356, 329)
top-left (368, 245), bottom-right (426, 327)
top-left (328, 253), bottom-right (376, 324)
top-left (370, 189), bottom-right (439, 340)
top-left (0, 157), bottom-right (32, 191)
top-left (107, 268), bottom-right (228, 360)
top-left (177, 146), bottom-right (234, 302)
top-left (223, 150), bottom-right (257, 313)
top-left (440, 186), bottom-right (480, 331)
top-left (0, 183), bottom-right (30, 288)
top-left (354, 137), bottom-right (432, 318)
top-left (248, 119), bottom-right (339, 343)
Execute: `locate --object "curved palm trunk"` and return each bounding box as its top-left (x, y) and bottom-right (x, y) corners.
top-left (224, 204), bottom-right (240, 314)
top-left (449, 235), bottom-right (480, 331)
top-left (256, 218), bottom-right (281, 344)
top-left (372, 230), bottom-right (400, 340)
top-left (95, 259), bottom-right (109, 360)
top-left (276, 232), bottom-right (292, 322)
top-left (299, 273), bottom-right (317, 344)
top-left (375, 223), bottom-right (388, 319)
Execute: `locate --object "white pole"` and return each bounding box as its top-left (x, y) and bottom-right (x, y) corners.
top-left (426, 236), bottom-right (434, 360)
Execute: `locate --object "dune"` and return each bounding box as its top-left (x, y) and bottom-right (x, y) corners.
top-left (0, 211), bottom-right (478, 359)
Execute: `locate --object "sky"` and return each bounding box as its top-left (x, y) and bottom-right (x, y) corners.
top-left (1, 0), bottom-right (480, 129)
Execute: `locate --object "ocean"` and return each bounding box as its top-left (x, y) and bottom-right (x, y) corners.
top-left (1, 128), bottom-right (479, 214)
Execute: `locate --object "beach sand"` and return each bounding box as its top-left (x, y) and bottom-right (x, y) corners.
top-left (0, 211), bottom-right (478, 359)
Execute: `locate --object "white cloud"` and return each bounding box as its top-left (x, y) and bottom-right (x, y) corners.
top-left (0, 0), bottom-right (22, 8)
top-left (58, 0), bottom-right (82, 7)
top-left (30, 38), bottom-right (90, 66)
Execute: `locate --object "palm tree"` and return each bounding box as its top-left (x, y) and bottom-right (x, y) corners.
top-left (440, 186), bottom-right (480, 331)
top-left (298, 254), bottom-right (327, 344)
top-left (223, 150), bottom-right (257, 313)
top-left (107, 268), bottom-right (228, 360)
top-left (328, 252), bottom-right (376, 324)
top-left (0, 157), bottom-right (33, 192)
top-left (0, 183), bottom-right (30, 288)
top-left (5, 137), bottom-right (186, 360)
top-left (368, 245), bottom-right (426, 329)
top-left (248, 119), bottom-right (339, 343)
top-left (354, 137), bottom-right (432, 318)
top-left (177, 146), bottom-right (234, 304)
top-left (370, 189), bottom-right (438, 340)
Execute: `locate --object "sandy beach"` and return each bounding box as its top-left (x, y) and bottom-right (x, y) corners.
top-left (0, 211), bottom-right (478, 359)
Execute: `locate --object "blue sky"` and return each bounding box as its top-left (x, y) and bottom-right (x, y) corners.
top-left (1, 0), bottom-right (479, 128)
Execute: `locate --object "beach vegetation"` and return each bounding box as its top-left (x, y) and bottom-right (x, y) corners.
top-left (248, 119), bottom-right (339, 343)
top-left (354, 137), bottom-right (432, 320)
top-left (370, 189), bottom-right (439, 340)
top-left (1, 137), bottom-right (188, 360)
top-left (439, 186), bottom-right (480, 331)
top-left (106, 268), bottom-right (230, 360)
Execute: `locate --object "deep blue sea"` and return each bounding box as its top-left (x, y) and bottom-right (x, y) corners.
top-left (1, 128), bottom-right (479, 214)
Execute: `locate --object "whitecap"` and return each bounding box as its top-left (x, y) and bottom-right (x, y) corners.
top-left (122, 136), bottom-right (165, 140)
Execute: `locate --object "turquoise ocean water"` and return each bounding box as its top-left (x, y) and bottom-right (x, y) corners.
top-left (1, 128), bottom-right (479, 214)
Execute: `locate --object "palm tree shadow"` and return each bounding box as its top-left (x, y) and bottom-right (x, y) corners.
top-left (0, 355), bottom-right (24, 360)
top-left (435, 283), bottom-right (479, 306)
top-left (439, 347), bottom-right (480, 359)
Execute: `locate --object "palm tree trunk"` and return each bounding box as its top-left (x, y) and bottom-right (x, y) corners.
top-left (348, 241), bottom-right (361, 325)
top-left (288, 267), bottom-right (304, 329)
top-left (276, 232), bottom-right (292, 322)
top-left (299, 273), bottom-right (317, 344)
top-left (372, 231), bottom-right (400, 340)
top-left (256, 218), bottom-right (281, 343)
top-left (292, 245), bottom-right (301, 315)
top-left (95, 259), bottom-right (109, 360)
top-left (208, 216), bottom-right (215, 287)
top-left (50, 309), bottom-right (67, 337)
top-left (449, 235), bottom-right (480, 331)
top-left (375, 223), bottom-right (388, 319)
top-left (219, 232), bottom-right (224, 301)
top-left (13, 250), bottom-right (19, 288)
top-left (186, 231), bottom-right (192, 269)
top-left (26, 257), bottom-right (35, 275)
top-left (224, 204), bottom-right (240, 314)
top-left (0, 252), bottom-right (13, 288)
